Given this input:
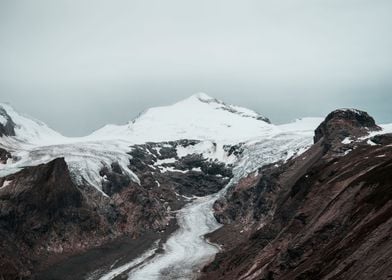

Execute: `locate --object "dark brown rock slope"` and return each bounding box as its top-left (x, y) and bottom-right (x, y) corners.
top-left (0, 158), bottom-right (102, 279)
top-left (202, 109), bottom-right (392, 280)
top-left (0, 158), bottom-right (169, 279)
top-left (0, 108), bottom-right (16, 137)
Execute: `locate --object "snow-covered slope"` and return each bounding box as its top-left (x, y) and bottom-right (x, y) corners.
top-left (0, 95), bottom-right (278, 194)
top-left (88, 93), bottom-right (275, 143)
top-left (278, 117), bottom-right (324, 133)
top-left (0, 103), bottom-right (65, 145)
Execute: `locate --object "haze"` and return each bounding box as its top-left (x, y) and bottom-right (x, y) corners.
top-left (0, 0), bottom-right (391, 136)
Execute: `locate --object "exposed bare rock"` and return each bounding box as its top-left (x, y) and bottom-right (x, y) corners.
top-left (127, 141), bottom-right (232, 199)
top-left (0, 148), bottom-right (11, 164)
top-left (314, 108), bottom-right (380, 152)
top-left (0, 158), bottom-right (99, 279)
top-left (100, 162), bottom-right (132, 196)
top-left (0, 107), bottom-right (16, 137)
top-left (370, 133), bottom-right (392, 145)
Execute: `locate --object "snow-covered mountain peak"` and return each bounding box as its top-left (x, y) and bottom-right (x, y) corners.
top-left (0, 103), bottom-right (64, 145)
top-left (89, 93), bottom-right (274, 143)
top-left (189, 92), bottom-right (215, 102)
top-left (176, 93), bottom-right (271, 123)
top-left (1, 94), bottom-right (274, 144)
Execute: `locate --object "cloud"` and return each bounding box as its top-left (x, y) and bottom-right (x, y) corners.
top-left (0, 0), bottom-right (391, 135)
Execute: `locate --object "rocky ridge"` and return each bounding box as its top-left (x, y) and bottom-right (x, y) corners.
top-left (201, 109), bottom-right (392, 280)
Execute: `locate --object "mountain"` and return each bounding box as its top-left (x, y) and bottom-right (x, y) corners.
top-left (0, 95), bottom-right (319, 194)
top-left (0, 96), bottom-right (391, 279)
top-left (1, 93), bottom-right (273, 145)
top-left (0, 103), bottom-right (64, 145)
top-left (88, 93), bottom-right (273, 143)
top-left (201, 109), bottom-right (392, 280)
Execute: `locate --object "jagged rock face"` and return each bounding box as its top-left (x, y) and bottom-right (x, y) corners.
top-left (370, 133), bottom-right (392, 145)
top-left (100, 162), bottom-right (132, 196)
top-left (314, 109), bottom-right (380, 150)
top-left (126, 140), bottom-right (232, 198)
top-left (202, 112), bottom-right (392, 280)
top-left (0, 108), bottom-right (16, 137)
top-left (0, 148), bottom-right (11, 164)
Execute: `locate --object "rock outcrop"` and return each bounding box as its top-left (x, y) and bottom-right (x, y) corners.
top-left (314, 108), bottom-right (380, 151)
top-left (0, 148), bottom-right (11, 164)
top-left (0, 107), bottom-right (16, 137)
top-left (202, 109), bottom-right (392, 280)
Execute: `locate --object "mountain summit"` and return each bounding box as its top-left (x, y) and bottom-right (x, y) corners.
top-left (89, 93), bottom-right (273, 143)
top-left (0, 103), bottom-right (64, 145)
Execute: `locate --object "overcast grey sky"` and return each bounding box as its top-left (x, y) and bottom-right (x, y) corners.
top-left (0, 0), bottom-right (391, 136)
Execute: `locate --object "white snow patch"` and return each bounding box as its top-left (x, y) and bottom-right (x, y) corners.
top-left (340, 108), bottom-right (364, 115)
top-left (367, 139), bottom-right (377, 146)
top-left (154, 158), bottom-right (177, 165)
top-left (380, 123), bottom-right (392, 133)
top-left (0, 180), bottom-right (12, 189)
top-left (342, 137), bottom-right (353, 144)
top-left (0, 115), bottom-right (7, 126)
top-left (278, 117), bottom-right (323, 133)
top-left (159, 166), bottom-right (188, 174)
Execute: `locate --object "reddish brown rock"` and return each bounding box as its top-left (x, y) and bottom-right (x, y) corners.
top-left (0, 158), bottom-right (169, 279)
top-left (314, 108), bottom-right (380, 151)
top-left (202, 110), bottom-right (392, 280)
top-left (0, 107), bottom-right (16, 137)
